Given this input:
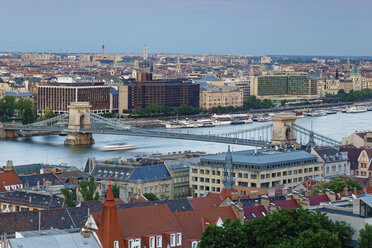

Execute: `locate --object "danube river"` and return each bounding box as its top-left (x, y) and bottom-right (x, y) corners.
top-left (0, 111), bottom-right (371, 169)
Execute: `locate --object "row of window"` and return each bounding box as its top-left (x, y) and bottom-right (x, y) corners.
top-left (127, 233), bottom-right (182, 248)
top-left (355, 171), bottom-right (371, 177)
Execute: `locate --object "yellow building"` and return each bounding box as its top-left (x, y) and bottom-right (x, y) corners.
top-left (199, 87), bottom-right (243, 109)
top-left (190, 149), bottom-right (323, 197)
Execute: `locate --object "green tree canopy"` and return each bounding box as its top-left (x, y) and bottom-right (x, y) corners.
top-left (312, 178), bottom-right (363, 195)
top-left (61, 188), bottom-right (76, 207)
top-left (79, 177), bottom-right (99, 201)
top-left (43, 107), bottom-right (56, 120)
top-left (199, 208), bottom-right (354, 248)
top-left (358, 223), bottom-right (372, 248)
top-left (143, 193), bottom-right (159, 201)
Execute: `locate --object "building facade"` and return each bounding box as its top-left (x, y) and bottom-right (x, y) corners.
top-left (310, 147), bottom-right (350, 177)
top-left (127, 79), bottom-right (200, 110)
top-left (37, 84), bottom-right (111, 114)
top-left (199, 86), bottom-right (243, 109)
top-left (190, 149), bottom-right (323, 197)
top-left (250, 75), bottom-right (317, 97)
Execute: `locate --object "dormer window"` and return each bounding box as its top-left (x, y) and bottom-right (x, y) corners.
top-left (98, 170), bottom-right (102, 176)
top-left (170, 234), bottom-right (176, 247)
top-left (176, 233), bottom-right (182, 246)
top-left (191, 241), bottom-right (198, 248)
top-left (103, 170), bottom-right (108, 177)
top-left (150, 236), bottom-right (155, 248)
top-left (115, 172), bottom-right (119, 178)
top-left (156, 235), bottom-right (162, 247)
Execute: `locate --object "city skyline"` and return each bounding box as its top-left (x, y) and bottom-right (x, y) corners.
top-left (1, 0), bottom-right (372, 56)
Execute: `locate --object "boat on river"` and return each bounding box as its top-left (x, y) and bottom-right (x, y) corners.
top-left (100, 143), bottom-right (137, 152)
top-left (346, 106), bottom-right (368, 113)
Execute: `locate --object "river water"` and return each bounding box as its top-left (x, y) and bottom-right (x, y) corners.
top-left (1, 111), bottom-right (371, 169)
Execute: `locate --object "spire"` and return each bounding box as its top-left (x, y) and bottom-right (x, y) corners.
top-left (223, 145), bottom-right (234, 190)
top-left (106, 184), bottom-right (115, 201)
top-left (96, 183), bottom-right (124, 248)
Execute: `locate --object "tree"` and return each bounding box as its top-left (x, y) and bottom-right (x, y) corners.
top-left (346, 178), bottom-right (363, 191)
top-left (79, 177), bottom-right (99, 201)
top-left (0, 96), bottom-right (16, 121)
top-left (61, 188), bottom-right (76, 207)
top-left (43, 107), bottom-right (56, 120)
top-left (143, 193), bottom-right (159, 201)
top-left (358, 223), bottom-right (372, 248)
top-left (281, 99), bottom-right (288, 107)
top-left (199, 208), bottom-right (354, 248)
top-left (104, 183), bottom-right (120, 198)
top-left (198, 218), bottom-right (246, 248)
top-left (17, 98), bottom-right (36, 124)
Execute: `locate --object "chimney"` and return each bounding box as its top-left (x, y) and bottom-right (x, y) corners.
top-left (287, 193), bottom-right (293, 200)
top-left (325, 190), bottom-right (336, 202)
top-left (260, 195), bottom-right (270, 210)
top-left (353, 187), bottom-right (358, 196)
top-left (254, 200), bottom-right (259, 206)
top-left (29, 195), bottom-right (32, 203)
top-left (36, 181), bottom-right (40, 190)
top-left (292, 191), bottom-right (300, 200)
top-left (268, 189), bottom-right (275, 197)
top-left (343, 187), bottom-right (348, 196)
top-left (281, 187), bottom-right (288, 196)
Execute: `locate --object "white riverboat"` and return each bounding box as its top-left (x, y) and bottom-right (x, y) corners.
top-left (346, 106), bottom-right (368, 113)
top-left (100, 143), bottom-right (137, 152)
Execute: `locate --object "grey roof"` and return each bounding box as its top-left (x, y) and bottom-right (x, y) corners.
top-left (13, 164), bottom-right (52, 176)
top-left (118, 198), bottom-right (194, 213)
top-left (0, 191), bottom-right (64, 209)
top-left (202, 150), bottom-right (317, 166)
top-left (199, 75), bottom-right (221, 82)
top-left (5, 92), bottom-right (33, 98)
top-left (9, 232), bottom-right (101, 248)
top-left (88, 163), bottom-right (171, 182)
top-left (201, 86), bottom-right (240, 92)
top-left (165, 158), bottom-right (200, 172)
top-left (130, 164), bottom-right (171, 182)
top-left (360, 195), bottom-right (372, 208)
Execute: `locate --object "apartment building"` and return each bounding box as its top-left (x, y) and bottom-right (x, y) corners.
top-left (199, 86), bottom-right (243, 109)
top-left (190, 149), bottom-right (323, 197)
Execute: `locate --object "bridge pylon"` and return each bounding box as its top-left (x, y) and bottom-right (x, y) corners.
top-left (271, 113), bottom-right (297, 148)
top-left (64, 102), bottom-right (95, 146)
top-left (0, 123), bottom-right (18, 139)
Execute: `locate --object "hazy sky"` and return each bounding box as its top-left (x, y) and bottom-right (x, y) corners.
top-left (1, 0), bottom-right (371, 56)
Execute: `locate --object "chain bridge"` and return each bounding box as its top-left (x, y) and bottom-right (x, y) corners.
top-left (0, 102), bottom-right (341, 147)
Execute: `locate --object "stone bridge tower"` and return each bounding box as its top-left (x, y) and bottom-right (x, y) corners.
top-left (64, 102), bottom-right (95, 146)
top-left (271, 113), bottom-right (297, 148)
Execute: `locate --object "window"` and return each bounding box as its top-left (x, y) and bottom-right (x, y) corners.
top-left (217, 179), bottom-right (221, 184)
top-left (200, 169), bottom-right (204, 174)
top-left (283, 171), bottom-right (287, 176)
top-left (250, 174), bottom-right (257, 179)
top-left (288, 171), bottom-right (292, 176)
top-left (261, 175), bottom-right (265, 179)
top-left (171, 234), bottom-right (176, 246)
top-left (176, 233), bottom-right (182, 246)
top-left (212, 170), bottom-right (216, 175)
top-left (212, 179), bottom-right (215, 183)
top-left (272, 173), bottom-right (276, 178)
top-left (293, 170), bottom-right (298, 175)
top-left (200, 177), bottom-right (204, 182)
top-left (192, 241), bottom-right (198, 248)
top-left (205, 170), bottom-right (210, 175)
top-left (150, 237), bottom-right (155, 248)
top-left (277, 172), bottom-right (281, 177)
top-left (304, 168), bottom-right (308, 173)
top-left (129, 240), bottom-right (133, 248)
top-left (192, 168), bottom-right (197, 173)
top-left (205, 178), bottom-right (210, 183)
top-left (217, 171), bottom-right (221, 176)
top-left (244, 174), bottom-right (248, 178)
top-left (156, 235), bottom-right (162, 247)
top-left (192, 177), bottom-right (198, 182)
top-left (134, 238), bottom-right (141, 248)
top-left (114, 241), bottom-right (119, 248)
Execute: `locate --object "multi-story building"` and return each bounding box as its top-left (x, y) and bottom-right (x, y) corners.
top-left (356, 149), bottom-right (372, 177)
top-left (123, 79), bottom-right (200, 111)
top-left (37, 83), bottom-right (112, 114)
top-left (190, 149), bottom-right (323, 197)
top-left (250, 74), bottom-right (317, 98)
top-left (84, 158), bottom-right (173, 202)
top-left (309, 147), bottom-right (350, 177)
top-left (199, 86), bottom-right (243, 109)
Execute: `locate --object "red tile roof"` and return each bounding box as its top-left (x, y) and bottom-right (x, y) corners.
top-left (188, 193), bottom-right (223, 210)
top-left (307, 194), bottom-right (331, 206)
top-left (271, 199), bottom-right (299, 209)
top-left (174, 206), bottom-right (237, 240)
top-left (0, 170), bottom-right (22, 192)
top-left (243, 205), bottom-right (267, 221)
